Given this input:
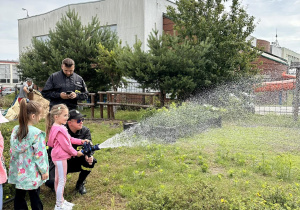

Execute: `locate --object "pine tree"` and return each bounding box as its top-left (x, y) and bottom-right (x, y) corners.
top-left (18, 9), bottom-right (118, 92)
top-left (94, 43), bottom-right (126, 91)
top-left (166, 0), bottom-right (260, 91)
top-left (118, 29), bottom-right (210, 105)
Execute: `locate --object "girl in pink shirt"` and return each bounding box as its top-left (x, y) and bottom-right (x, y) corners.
top-left (46, 104), bottom-right (87, 210)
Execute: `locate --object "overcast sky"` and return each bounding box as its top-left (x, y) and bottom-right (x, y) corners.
top-left (1, 0), bottom-right (299, 61)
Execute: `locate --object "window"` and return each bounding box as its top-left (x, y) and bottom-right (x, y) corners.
top-left (0, 64), bottom-right (10, 83)
top-left (35, 35), bottom-right (49, 42)
top-left (12, 65), bottom-right (19, 83)
top-left (101, 24), bottom-right (117, 34)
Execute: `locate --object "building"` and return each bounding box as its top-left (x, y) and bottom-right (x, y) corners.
top-left (281, 47), bottom-right (300, 65)
top-left (253, 39), bottom-right (288, 80)
top-left (0, 60), bottom-right (20, 87)
top-left (270, 34), bottom-right (300, 66)
top-left (18, 0), bottom-right (176, 55)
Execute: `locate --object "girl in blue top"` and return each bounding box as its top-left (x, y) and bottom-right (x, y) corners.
top-left (8, 98), bottom-right (49, 210)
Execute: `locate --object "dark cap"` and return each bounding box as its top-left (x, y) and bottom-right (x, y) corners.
top-left (68, 109), bottom-right (86, 120)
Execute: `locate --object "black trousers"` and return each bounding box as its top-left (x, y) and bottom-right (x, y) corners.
top-left (14, 188), bottom-right (42, 210)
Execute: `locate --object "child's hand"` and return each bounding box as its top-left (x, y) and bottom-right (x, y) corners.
top-left (77, 151), bottom-right (84, 157)
top-left (42, 172), bottom-right (49, 180)
top-left (81, 139), bottom-right (90, 144)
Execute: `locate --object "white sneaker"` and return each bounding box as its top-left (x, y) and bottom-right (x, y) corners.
top-left (54, 205), bottom-right (63, 210)
top-left (54, 202), bottom-right (74, 210)
top-left (64, 200), bottom-right (75, 207)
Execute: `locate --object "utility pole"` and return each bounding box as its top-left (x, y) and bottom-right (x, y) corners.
top-left (292, 62), bottom-right (300, 121)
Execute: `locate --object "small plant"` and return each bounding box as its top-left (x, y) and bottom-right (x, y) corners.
top-left (273, 154), bottom-right (292, 180)
top-left (256, 153), bottom-right (272, 176)
top-left (145, 144), bottom-right (164, 167)
top-left (234, 152), bottom-right (246, 166)
top-left (201, 163), bottom-right (209, 173)
top-left (228, 169), bottom-right (235, 178)
top-left (133, 170), bottom-right (146, 180)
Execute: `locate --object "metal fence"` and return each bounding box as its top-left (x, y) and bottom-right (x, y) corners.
top-left (254, 78), bottom-right (295, 115)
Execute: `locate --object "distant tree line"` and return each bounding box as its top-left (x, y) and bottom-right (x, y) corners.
top-left (18, 0), bottom-right (260, 105)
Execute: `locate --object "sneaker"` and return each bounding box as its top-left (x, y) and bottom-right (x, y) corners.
top-left (54, 202), bottom-right (73, 210)
top-left (64, 200), bottom-right (75, 207)
top-left (54, 205), bottom-right (64, 210)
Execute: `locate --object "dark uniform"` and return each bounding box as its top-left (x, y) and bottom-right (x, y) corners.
top-left (41, 70), bottom-right (88, 110)
top-left (46, 124), bottom-right (97, 194)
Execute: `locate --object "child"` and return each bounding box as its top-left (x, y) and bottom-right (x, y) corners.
top-left (8, 98), bottom-right (49, 210)
top-left (46, 104), bottom-right (86, 210)
top-left (0, 131), bottom-right (7, 210)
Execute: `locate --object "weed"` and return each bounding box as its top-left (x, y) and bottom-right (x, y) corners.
top-left (256, 153), bottom-right (272, 176)
top-left (273, 154), bottom-right (293, 180)
top-left (145, 144), bottom-right (164, 167)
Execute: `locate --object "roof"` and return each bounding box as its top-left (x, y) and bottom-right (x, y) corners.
top-left (261, 52), bottom-right (288, 65)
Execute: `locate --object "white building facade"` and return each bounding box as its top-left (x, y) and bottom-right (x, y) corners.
top-left (18, 0), bottom-right (176, 55)
top-left (0, 61), bottom-right (20, 87)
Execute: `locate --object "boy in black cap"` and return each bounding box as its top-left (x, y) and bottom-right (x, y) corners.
top-left (46, 109), bottom-right (97, 194)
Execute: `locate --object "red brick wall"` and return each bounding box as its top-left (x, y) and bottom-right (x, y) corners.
top-left (252, 56), bottom-right (288, 80)
top-left (257, 39), bottom-right (270, 53)
top-left (163, 16), bottom-right (175, 35)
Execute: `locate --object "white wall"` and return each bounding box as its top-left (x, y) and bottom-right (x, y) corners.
top-left (143, 0), bottom-right (175, 51)
top-left (18, 0), bottom-right (176, 55)
top-left (270, 45), bottom-right (282, 58)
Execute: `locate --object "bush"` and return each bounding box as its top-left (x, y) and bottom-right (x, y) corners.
top-left (0, 94), bottom-right (16, 109)
top-left (1, 122), bottom-right (16, 203)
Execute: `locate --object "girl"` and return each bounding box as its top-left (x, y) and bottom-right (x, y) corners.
top-left (8, 98), bottom-right (49, 210)
top-left (0, 131), bottom-right (7, 210)
top-left (46, 104), bottom-right (85, 210)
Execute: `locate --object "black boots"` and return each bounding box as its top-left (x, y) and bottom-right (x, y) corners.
top-left (75, 170), bottom-right (90, 194)
top-left (76, 182), bottom-right (87, 195)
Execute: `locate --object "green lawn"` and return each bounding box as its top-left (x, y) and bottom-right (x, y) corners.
top-left (3, 113), bottom-right (300, 209)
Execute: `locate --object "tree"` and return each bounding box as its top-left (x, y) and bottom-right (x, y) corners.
top-left (166, 0), bottom-right (260, 91)
top-left (18, 9), bottom-right (118, 92)
top-left (93, 43), bottom-right (126, 91)
top-left (118, 29), bottom-right (210, 106)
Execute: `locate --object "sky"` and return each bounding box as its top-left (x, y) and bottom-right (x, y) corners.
top-left (1, 0), bottom-right (300, 61)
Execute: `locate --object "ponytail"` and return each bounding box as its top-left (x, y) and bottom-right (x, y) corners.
top-left (46, 112), bottom-right (54, 139)
top-left (17, 98), bottom-right (28, 141)
top-left (16, 98), bottom-right (42, 142)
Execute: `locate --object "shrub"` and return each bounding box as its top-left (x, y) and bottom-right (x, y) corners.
top-left (1, 122), bottom-right (15, 203)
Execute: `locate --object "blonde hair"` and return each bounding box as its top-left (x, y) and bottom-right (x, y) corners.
top-left (17, 98), bottom-right (42, 141)
top-left (46, 104), bottom-right (68, 139)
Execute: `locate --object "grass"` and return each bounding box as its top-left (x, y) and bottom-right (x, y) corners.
top-left (4, 110), bottom-right (300, 209)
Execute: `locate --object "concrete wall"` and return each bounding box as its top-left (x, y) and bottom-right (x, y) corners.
top-left (281, 47), bottom-right (300, 65)
top-left (18, 0), bottom-right (175, 55)
top-left (143, 0), bottom-right (174, 50)
top-left (270, 45), bottom-right (282, 58)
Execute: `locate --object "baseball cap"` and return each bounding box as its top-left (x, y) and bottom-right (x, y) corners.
top-left (68, 109), bottom-right (86, 120)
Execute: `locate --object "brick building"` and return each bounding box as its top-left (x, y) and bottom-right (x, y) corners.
top-left (253, 39), bottom-right (288, 80)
